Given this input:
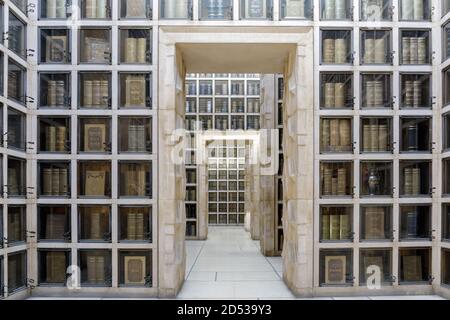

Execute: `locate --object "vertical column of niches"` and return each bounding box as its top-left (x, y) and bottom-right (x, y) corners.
top-left (396, 0), bottom-right (435, 287)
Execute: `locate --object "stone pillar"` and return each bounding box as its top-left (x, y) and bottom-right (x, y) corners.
top-left (282, 29), bottom-right (315, 297)
top-left (197, 140), bottom-right (208, 240)
top-left (250, 161), bottom-right (260, 241)
top-left (157, 34), bottom-right (186, 297)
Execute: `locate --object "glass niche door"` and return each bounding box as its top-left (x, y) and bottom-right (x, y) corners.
top-left (240, 0), bottom-right (273, 20)
top-left (200, 0), bottom-right (233, 20)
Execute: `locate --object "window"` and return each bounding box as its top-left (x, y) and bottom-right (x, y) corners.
top-left (7, 206), bottom-right (26, 244)
top-left (360, 0), bottom-right (391, 21)
top-left (0, 256), bottom-right (3, 297)
top-left (360, 206), bottom-right (392, 241)
top-left (199, 98), bottom-right (213, 113)
top-left (79, 206), bottom-right (111, 241)
top-left (0, 207), bottom-right (3, 248)
top-left (119, 29), bottom-right (152, 64)
top-left (7, 108), bottom-right (26, 150)
top-left (8, 12), bottom-right (26, 57)
top-left (39, 28), bottom-right (70, 63)
top-left (400, 30), bottom-right (431, 65)
top-left (8, 158), bottom-right (26, 197)
top-left (361, 73), bottom-right (392, 109)
top-left (320, 206), bottom-right (352, 242)
top-left (79, 117), bottom-right (111, 153)
top-left (199, 80), bottom-right (213, 95)
top-left (247, 116), bottom-right (260, 130)
top-left (0, 53), bottom-right (3, 95)
top-left (38, 162), bottom-right (70, 197)
top-left (320, 162), bottom-right (353, 197)
top-left (120, 0), bottom-right (152, 19)
top-left (199, 115), bottom-right (213, 130)
top-left (400, 74), bottom-right (431, 109)
top-left (38, 250), bottom-right (70, 285)
top-left (399, 248), bottom-right (431, 284)
top-left (215, 81), bottom-right (228, 96)
top-left (320, 118), bottom-right (352, 153)
top-left (119, 250), bottom-right (152, 287)
top-left (231, 116), bottom-right (245, 130)
top-left (38, 205), bottom-right (71, 242)
top-left (247, 98), bottom-right (260, 113)
top-left (443, 67), bottom-right (450, 107)
top-left (79, 72), bottom-right (111, 109)
top-left (320, 73), bottom-right (353, 109)
top-left (0, 4), bottom-right (3, 45)
top-left (200, 0), bottom-right (233, 20)
top-left (40, 0), bottom-right (68, 19)
top-left (320, 0), bottom-right (351, 20)
top-left (359, 249), bottom-right (392, 286)
top-left (321, 30), bottom-right (352, 64)
top-left (186, 98), bottom-right (196, 113)
top-left (119, 162), bottom-right (152, 198)
top-left (215, 98), bottom-right (228, 113)
top-left (241, 0), bottom-right (272, 19)
top-left (39, 73), bottom-right (71, 108)
top-left (215, 116), bottom-right (228, 130)
top-left (8, 251), bottom-right (26, 293)
top-left (319, 249), bottom-right (353, 286)
top-left (247, 80), bottom-right (260, 96)
top-left (8, 59), bottom-right (27, 105)
top-left (443, 204), bottom-right (450, 241)
top-left (360, 30), bottom-right (391, 65)
top-left (400, 0), bottom-right (430, 21)
top-left (399, 161), bottom-right (431, 197)
top-left (360, 161), bottom-right (393, 197)
top-left (119, 117), bottom-right (152, 153)
top-left (79, 28), bottom-right (111, 64)
top-left (186, 80), bottom-right (196, 95)
top-left (400, 117), bottom-right (431, 153)
top-left (79, 250), bottom-right (112, 286)
top-left (78, 161), bottom-right (111, 197)
top-left (360, 118), bottom-right (392, 153)
top-left (280, 0), bottom-right (313, 19)
top-left (400, 205), bottom-right (431, 240)
top-left (443, 22), bottom-right (450, 61)
top-left (443, 249), bottom-right (450, 286)
top-left (231, 81), bottom-right (245, 95)
top-left (119, 73), bottom-right (152, 109)
top-left (81, 0), bottom-right (111, 19)
top-left (160, 0), bottom-right (192, 19)
top-left (11, 0), bottom-right (27, 13)
top-left (39, 117), bottom-right (70, 153)
top-left (119, 207), bottom-right (152, 242)
top-left (445, 0), bottom-right (450, 16)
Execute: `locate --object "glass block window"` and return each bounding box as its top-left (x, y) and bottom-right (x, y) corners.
top-left (400, 117), bottom-right (431, 153)
top-left (360, 206), bottom-right (392, 241)
top-left (39, 117), bottom-right (70, 153)
top-left (320, 206), bottom-right (352, 242)
top-left (360, 0), bottom-right (392, 21)
top-left (320, 73), bottom-right (353, 109)
top-left (118, 250), bottom-right (152, 287)
top-left (78, 162), bottom-right (112, 197)
top-left (79, 28), bottom-right (111, 64)
top-left (119, 73), bottom-right (152, 109)
top-left (38, 250), bottom-right (70, 285)
top-left (321, 30), bottom-right (352, 64)
top-left (360, 30), bottom-right (392, 65)
top-left (361, 73), bottom-right (392, 109)
top-left (320, 0), bottom-right (351, 20)
top-left (320, 162), bottom-right (353, 197)
top-left (119, 206), bottom-right (152, 242)
top-left (320, 118), bottom-right (352, 153)
top-left (38, 205), bottom-right (71, 242)
top-left (7, 108), bottom-right (26, 150)
top-left (119, 162), bottom-right (152, 198)
top-left (399, 0), bottom-right (431, 21)
top-left (319, 249), bottom-right (353, 286)
top-left (399, 248), bottom-right (431, 283)
top-left (40, 0), bottom-right (69, 19)
top-left (79, 72), bottom-right (111, 109)
top-left (160, 0), bottom-right (192, 19)
top-left (8, 12), bottom-right (26, 57)
top-left (280, 0), bottom-right (313, 19)
top-left (80, 0), bottom-right (111, 19)
top-left (8, 251), bottom-right (26, 293)
top-left (359, 249), bottom-right (392, 286)
top-left (7, 206), bottom-right (26, 244)
top-left (360, 161), bottom-right (393, 197)
top-left (79, 117), bottom-right (111, 153)
top-left (399, 205), bottom-right (431, 240)
top-left (399, 161), bottom-right (431, 197)
top-left (79, 206), bottom-right (111, 241)
top-left (79, 250), bottom-right (112, 286)
top-left (240, 0), bottom-right (273, 20)
top-left (8, 59), bottom-right (27, 105)
top-left (360, 117), bottom-right (392, 153)
top-left (400, 30), bottom-right (431, 65)
top-left (119, 29), bottom-right (152, 64)
top-left (200, 0), bottom-right (233, 20)
top-left (39, 73), bottom-right (71, 108)
top-left (8, 158), bottom-right (26, 197)
top-left (119, 117), bottom-right (152, 153)
top-left (39, 28), bottom-right (70, 63)
top-left (120, 0), bottom-right (152, 19)
top-left (38, 162), bottom-right (70, 198)
top-left (400, 74), bottom-right (431, 109)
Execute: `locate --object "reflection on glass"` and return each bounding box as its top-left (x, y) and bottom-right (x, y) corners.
top-left (78, 162), bottom-right (112, 197)
top-left (79, 206), bottom-right (111, 241)
top-left (360, 206), bottom-right (392, 241)
top-left (38, 250), bottom-right (70, 284)
top-left (40, 73), bottom-right (70, 108)
top-left (79, 250), bottom-right (112, 286)
top-left (39, 117), bottom-right (70, 153)
top-left (320, 206), bottom-right (352, 242)
top-left (319, 249), bottom-right (353, 286)
top-left (399, 248), bottom-right (431, 283)
top-left (360, 161), bottom-right (392, 197)
top-left (8, 251), bottom-right (26, 293)
top-left (119, 207), bottom-right (152, 242)
top-left (38, 205), bottom-right (71, 242)
top-left (400, 205), bottom-right (431, 240)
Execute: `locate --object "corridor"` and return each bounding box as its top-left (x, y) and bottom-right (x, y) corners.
top-left (178, 227), bottom-right (294, 299)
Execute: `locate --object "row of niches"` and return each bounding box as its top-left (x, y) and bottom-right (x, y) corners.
top-left (319, 73), bottom-right (434, 110)
top-left (185, 115), bottom-right (261, 131)
top-left (0, 205), bottom-right (152, 247)
top-left (319, 117), bottom-right (433, 154)
top-left (2, 115), bottom-right (152, 154)
top-left (318, 160), bottom-right (450, 197)
top-left (319, 248), bottom-right (450, 287)
top-left (186, 80), bottom-right (260, 96)
top-left (0, 158), bottom-right (153, 198)
top-left (0, 249), bottom-right (153, 294)
top-left (320, 29), bottom-right (432, 65)
top-left (22, 0), bottom-right (446, 21)
top-left (319, 205), bottom-right (450, 242)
